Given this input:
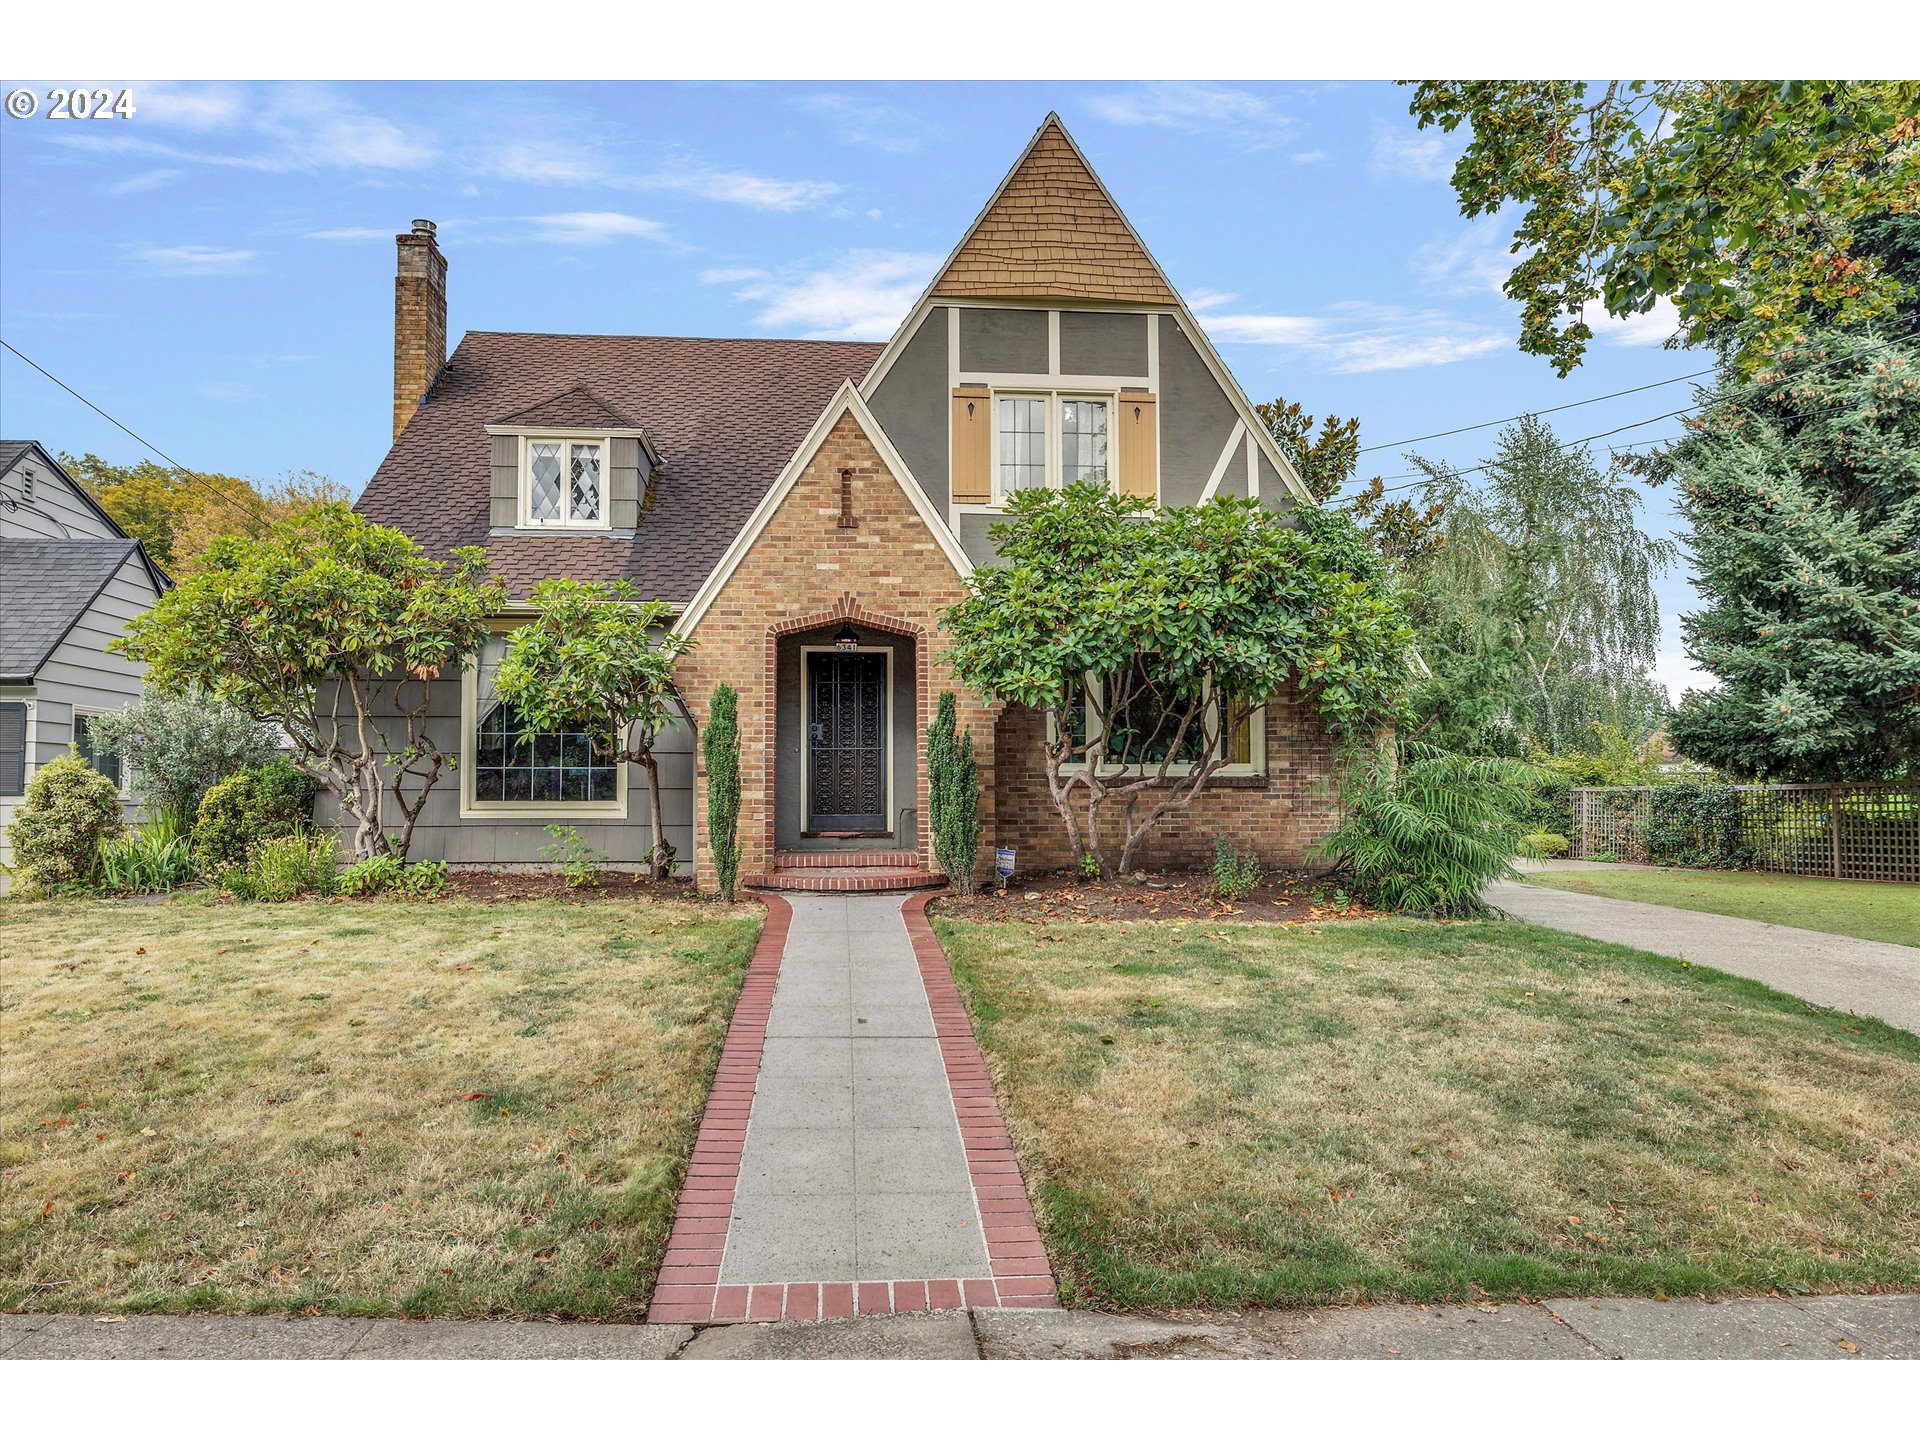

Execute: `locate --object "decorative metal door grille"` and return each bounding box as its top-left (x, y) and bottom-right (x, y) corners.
top-left (806, 652), bottom-right (887, 831)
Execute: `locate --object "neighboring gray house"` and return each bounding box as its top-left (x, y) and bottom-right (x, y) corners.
top-left (1, 441), bottom-right (170, 870)
top-left (346, 116), bottom-right (1344, 892)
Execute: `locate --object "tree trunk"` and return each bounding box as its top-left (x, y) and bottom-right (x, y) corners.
top-left (638, 751), bottom-right (668, 878)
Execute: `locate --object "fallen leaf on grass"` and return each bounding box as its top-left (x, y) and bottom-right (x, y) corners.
top-left (459, 1092), bottom-right (494, 1101)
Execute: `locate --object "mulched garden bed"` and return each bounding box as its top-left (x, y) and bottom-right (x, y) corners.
top-left (437, 869), bottom-right (705, 903)
top-left (931, 870), bottom-right (1377, 924)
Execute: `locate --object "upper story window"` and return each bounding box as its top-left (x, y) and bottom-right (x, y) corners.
top-left (523, 437), bottom-right (606, 529)
top-left (996, 393), bottom-right (1109, 501)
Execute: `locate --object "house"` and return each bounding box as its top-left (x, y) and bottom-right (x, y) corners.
top-left (1, 441), bottom-right (170, 869)
top-left (350, 114), bottom-right (1343, 890)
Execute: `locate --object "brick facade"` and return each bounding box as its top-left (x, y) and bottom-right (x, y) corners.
top-left (990, 682), bottom-right (1346, 876)
top-left (677, 411), bottom-right (997, 892)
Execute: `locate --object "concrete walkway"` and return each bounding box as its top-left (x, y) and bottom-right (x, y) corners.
top-left (6, 1294), bottom-right (1914, 1359)
top-left (1488, 877), bottom-right (1920, 1034)
top-left (721, 893), bottom-right (989, 1286)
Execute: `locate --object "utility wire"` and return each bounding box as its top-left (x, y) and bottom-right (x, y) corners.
top-left (1355, 364), bottom-right (1720, 453)
top-left (1339, 323), bottom-right (1920, 500)
top-left (1349, 392), bottom-right (1877, 501)
top-left (0, 337), bottom-right (278, 530)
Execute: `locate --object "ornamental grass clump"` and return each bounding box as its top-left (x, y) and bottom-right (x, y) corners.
top-left (1317, 747), bottom-right (1543, 918)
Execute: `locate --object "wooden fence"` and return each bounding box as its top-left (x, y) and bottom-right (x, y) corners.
top-left (1570, 781), bottom-right (1920, 883)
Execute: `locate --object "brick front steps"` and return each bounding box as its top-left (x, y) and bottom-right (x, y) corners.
top-left (745, 850), bottom-right (944, 892)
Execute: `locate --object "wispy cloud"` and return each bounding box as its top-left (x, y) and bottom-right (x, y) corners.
top-left (54, 83), bottom-right (432, 174)
top-left (635, 165), bottom-right (839, 212)
top-left (526, 212), bottom-right (670, 246)
top-left (304, 226), bottom-right (393, 242)
top-left (699, 265), bottom-right (768, 285)
top-left (104, 167), bottom-right (183, 196)
top-left (710, 250), bottom-right (940, 340)
top-left (1370, 121), bottom-right (1455, 182)
top-left (483, 138), bottom-right (840, 212)
top-left (1191, 293), bottom-right (1508, 373)
top-left (795, 93), bottom-right (930, 155)
top-left (129, 243), bottom-right (256, 276)
top-left (1412, 217), bottom-right (1518, 297)
top-left (1086, 82), bottom-right (1297, 151)
top-left (1586, 295), bottom-right (1682, 348)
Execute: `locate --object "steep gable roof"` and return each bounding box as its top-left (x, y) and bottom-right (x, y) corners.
top-left (0, 537), bottom-right (141, 682)
top-left (928, 114), bottom-right (1179, 306)
top-left (356, 333), bottom-right (883, 603)
top-left (0, 439), bottom-right (138, 544)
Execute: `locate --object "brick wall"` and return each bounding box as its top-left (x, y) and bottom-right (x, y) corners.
top-left (676, 412), bottom-right (997, 892)
top-left (990, 682), bottom-right (1347, 875)
top-left (393, 224), bottom-right (448, 441)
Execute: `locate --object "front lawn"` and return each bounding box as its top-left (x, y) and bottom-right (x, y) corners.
top-left (937, 917), bottom-right (1920, 1309)
top-left (0, 894), bottom-right (760, 1319)
top-left (1524, 866), bottom-right (1920, 947)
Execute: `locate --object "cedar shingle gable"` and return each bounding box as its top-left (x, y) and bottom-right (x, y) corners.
top-left (929, 116), bottom-right (1179, 306)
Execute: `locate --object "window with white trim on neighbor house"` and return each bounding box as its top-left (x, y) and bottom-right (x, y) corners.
top-left (522, 437), bottom-right (605, 528)
top-left (996, 394), bottom-right (1109, 501)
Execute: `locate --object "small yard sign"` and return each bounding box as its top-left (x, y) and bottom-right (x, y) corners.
top-left (995, 847), bottom-right (1016, 890)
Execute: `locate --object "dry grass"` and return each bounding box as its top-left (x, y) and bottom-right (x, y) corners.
top-left (936, 917), bottom-right (1920, 1309)
top-left (1, 893), bottom-right (760, 1318)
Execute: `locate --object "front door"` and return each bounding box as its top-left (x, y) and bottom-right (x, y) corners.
top-left (805, 650), bottom-right (888, 833)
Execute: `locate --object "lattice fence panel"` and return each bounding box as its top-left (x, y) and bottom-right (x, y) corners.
top-left (1571, 782), bottom-right (1920, 883)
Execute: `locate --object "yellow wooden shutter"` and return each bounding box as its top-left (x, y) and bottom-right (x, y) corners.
top-left (951, 386), bottom-right (992, 505)
top-left (1116, 393), bottom-right (1158, 501)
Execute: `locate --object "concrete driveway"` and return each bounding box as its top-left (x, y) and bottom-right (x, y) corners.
top-left (1487, 877), bottom-right (1919, 1034)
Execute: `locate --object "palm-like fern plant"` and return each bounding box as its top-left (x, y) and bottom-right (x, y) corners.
top-left (1316, 745), bottom-right (1544, 918)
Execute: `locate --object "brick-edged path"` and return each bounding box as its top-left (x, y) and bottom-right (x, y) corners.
top-left (649, 892), bottom-right (1056, 1322)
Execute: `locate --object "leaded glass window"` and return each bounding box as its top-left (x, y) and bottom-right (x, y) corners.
top-left (569, 443), bottom-right (601, 521)
top-left (1059, 399), bottom-right (1108, 485)
top-left (524, 439), bottom-right (605, 526)
top-left (528, 442), bottom-right (563, 521)
top-left (471, 699), bottom-right (618, 803)
top-left (997, 397), bottom-right (1047, 497)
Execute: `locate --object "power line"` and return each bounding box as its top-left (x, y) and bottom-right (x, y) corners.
top-left (1355, 364), bottom-right (1720, 453)
top-left (0, 337), bottom-right (277, 531)
top-left (1350, 392), bottom-right (1875, 501)
top-left (1339, 324), bottom-right (1920, 500)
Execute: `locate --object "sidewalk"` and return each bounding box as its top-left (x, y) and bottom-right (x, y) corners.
top-left (1488, 876), bottom-right (1920, 1033)
top-left (5, 1294), bottom-right (1914, 1359)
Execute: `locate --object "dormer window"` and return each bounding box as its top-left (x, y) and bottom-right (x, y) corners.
top-left (523, 437), bottom-right (607, 528)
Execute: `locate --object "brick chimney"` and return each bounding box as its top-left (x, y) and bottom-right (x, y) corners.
top-left (392, 218), bottom-right (448, 440)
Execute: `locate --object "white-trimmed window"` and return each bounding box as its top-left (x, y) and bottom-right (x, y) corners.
top-left (1062, 664), bottom-right (1264, 777)
top-left (994, 392), bottom-right (1110, 502)
top-left (458, 630), bottom-right (627, 818)
top-left (521, 437), bottom-right (606, 529)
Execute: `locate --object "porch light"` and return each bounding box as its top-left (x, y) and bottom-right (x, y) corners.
top-left (833, 622), bottom-right (861, 651)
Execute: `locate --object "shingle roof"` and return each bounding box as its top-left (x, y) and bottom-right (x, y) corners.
top-left (0, 537), bottom-right (138, 681)
top-left (0, 440), bottom-right (35, 475)
top-left (356, 332), bottom-right (885, 603)
top-left (492, 384), bottom-right (638, 430)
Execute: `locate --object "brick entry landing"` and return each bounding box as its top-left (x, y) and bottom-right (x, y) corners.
top-left (648, 893), bottom-right (1056, 1322)
top-left (745, 851), bottom-right (943, 893)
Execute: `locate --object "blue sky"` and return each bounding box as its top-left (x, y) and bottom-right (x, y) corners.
top-left (0, 79), bottom-right (1709, 696)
